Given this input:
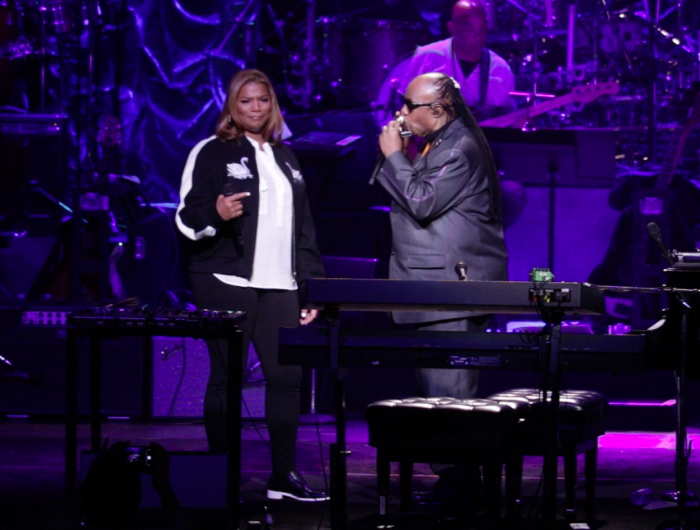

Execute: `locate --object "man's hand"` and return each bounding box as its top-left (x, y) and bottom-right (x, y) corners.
top-left (379, 120), bottom-right (404, 158)
top-left (216, 192), bottom-right (250, 221)
top-left (299, 309), bottom-right (318, 325)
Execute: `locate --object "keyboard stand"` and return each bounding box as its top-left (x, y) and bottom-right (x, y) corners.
top-left (64, 320), bottom-right (244, 530)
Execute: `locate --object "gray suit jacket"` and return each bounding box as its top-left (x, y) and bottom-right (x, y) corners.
top-left (376, 118), bottom-right (508, 324)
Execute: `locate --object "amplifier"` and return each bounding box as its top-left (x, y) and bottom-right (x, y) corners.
top-left (0, 113), bottom-right (69, 216)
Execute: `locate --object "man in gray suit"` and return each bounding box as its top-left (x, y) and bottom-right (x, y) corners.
top-left (377, 72), bottom-right (508, 398)
top-left (375, 72), bottom-right (508, 505)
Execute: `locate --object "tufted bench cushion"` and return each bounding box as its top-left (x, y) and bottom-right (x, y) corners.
top-left (486, 388), bottom-right (608, 445)
top-left (486, 388), bottom-right (609, 520)
top-left (365, 397), bottom-right (523, 520)
top-left (366, 397), bottom-right (519, 453)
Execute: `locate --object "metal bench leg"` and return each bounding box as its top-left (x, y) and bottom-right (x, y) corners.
top-left (482, 460), bottom-right (502, 525)
top-left (399, 461), bottom-right (413, 513)
top-left (564, 446), bottom-right (577, 521)
top-left (377, 451), bottom-right (390, 516)
top-left (584, 445), bottom-right (598, 519)
top-left (505, 453), bottom-right (523, 524)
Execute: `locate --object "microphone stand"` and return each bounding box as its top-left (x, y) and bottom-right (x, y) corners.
top-left (663, 287), bottom-right (697, 530)
top-left (648, 224), bottom-right (698, 529)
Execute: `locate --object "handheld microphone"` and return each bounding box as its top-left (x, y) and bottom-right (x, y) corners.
top-left (454, 261), bottom-right (468, 281)
top-left (223, 181), bottom-right (236, 197)
top-left (369, 117), bottom-right (411, 186)
top-left (397, 115), bottom-right (412, 138)
top-left (368, 154), bottom-right (384, 186)
top-left (647, 222), bottom-right (675, 266)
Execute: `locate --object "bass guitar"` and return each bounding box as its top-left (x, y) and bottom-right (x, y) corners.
top-left (479, 81), bottom-right (620, 128)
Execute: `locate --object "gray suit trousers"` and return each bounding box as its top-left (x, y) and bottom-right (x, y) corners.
top-left (416, 315), bottom-right (490, 399)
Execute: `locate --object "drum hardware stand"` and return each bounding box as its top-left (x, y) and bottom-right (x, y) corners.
top-left (520, 1), bottom-right (552, 130)
top-left (546, 153), bottom-right (559, 272)
top-left (646, 0), bottom-right (661, 162)
top-left (264, 3), bottom-right (292, 102)
top-left (39, 4), bottom-right (48, 110)
top-left (301, 0), bottom-right (315, 112)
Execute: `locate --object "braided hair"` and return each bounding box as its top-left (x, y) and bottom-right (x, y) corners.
top-left (430, 74), bottom-right (503, 225)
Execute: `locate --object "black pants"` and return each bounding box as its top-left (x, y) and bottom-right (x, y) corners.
top-left (190, 273), bottom-right (301, 479)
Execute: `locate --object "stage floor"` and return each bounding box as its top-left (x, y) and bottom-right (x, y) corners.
top-left (1, 418), bottom-right (699, 529)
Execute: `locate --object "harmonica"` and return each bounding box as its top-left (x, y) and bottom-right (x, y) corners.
top-left (397, 116), bottom-right (412, 138)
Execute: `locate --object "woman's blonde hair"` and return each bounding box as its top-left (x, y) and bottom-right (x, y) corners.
top-left (215, 69), bottom-right (284, 144)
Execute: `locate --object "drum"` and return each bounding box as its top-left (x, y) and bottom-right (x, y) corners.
top-left (288, 15), bottom-right (346, 108)
top-left (494, 0), bottom-right (569, 36)
top-left (345, 19), bottom-right (429, 107)
top-left (600, 16), bottom-right (644, 54)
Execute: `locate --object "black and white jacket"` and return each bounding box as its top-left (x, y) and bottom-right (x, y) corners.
top-left (176, 136), bottom-right (324, 285)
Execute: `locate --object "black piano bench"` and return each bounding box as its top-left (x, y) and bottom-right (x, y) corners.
top-left (485, 388), bottom-right (609, 521)
top-left (365, 397), bottom-right (522, 524)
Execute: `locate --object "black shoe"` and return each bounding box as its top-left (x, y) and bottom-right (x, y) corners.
top-left (414, 479), bottom-right (483, 508)
top-left (267, 471), bottom-right (330, 502)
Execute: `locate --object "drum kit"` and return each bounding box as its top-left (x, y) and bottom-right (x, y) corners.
top-left (285, 0), bottom-right (698, 135)
top-left (286, 13), bottom-right (430, 111)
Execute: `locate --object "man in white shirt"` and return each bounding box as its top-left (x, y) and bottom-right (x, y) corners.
top-left (400, 0), bottom-right (515, 121)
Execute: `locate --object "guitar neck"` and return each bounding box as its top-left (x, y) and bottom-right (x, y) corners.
top-left (655, 125), bottom-right (688, 191)
top-left (654, 90), bottom-right (700, 191)
top-left (480, 94), bottom-right (574, 127)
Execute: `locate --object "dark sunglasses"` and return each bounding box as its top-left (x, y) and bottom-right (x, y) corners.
top-left (403, 97), bottom-right (438, 112)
